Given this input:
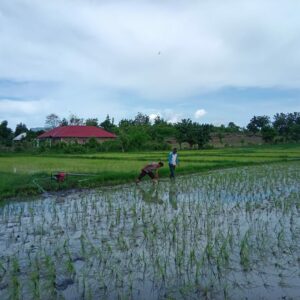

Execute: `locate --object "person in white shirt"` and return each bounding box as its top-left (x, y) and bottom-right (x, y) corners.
top-left (168, 148), bottom-right (179, 179)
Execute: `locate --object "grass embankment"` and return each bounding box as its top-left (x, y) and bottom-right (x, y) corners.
top-left (1, 143), bottom-right (300, 200)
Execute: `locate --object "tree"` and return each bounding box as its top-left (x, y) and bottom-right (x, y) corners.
top-left (193, 123), bottom-right (212, 148)
top-left (150, 120), bottom-right (176, 142)
top-left (227, 122), bottom-right (240, 133)
top-left (127, 127), bottom-right (150, 150)
top-left (60, 118), bottom-right (68, 126)
top-left (100, 115), bottom-right (116, 132)
top-left (45, 113), bottom-right (61, 129)
top-left (290, 124), bottom-right (300, 141)
top-left (134, 112), bottom-right (150, 126)
top-left (273, 112), bottom-right (300, 141)
top-left (117, 129), bottom-right (130, 152)
top-left (14, 123), bottom-right (28, 137)
top-left (153, 115), bottom-right (167, 126)
top-left (174, 119), bottom-right (194, 148)
top-left (285, 112), bottom-right (300, 125)
top-left (85, 118), bottom-right (98, 127)
top-left (26, 129), bottom-right (43, 141)
top-left (69, 114), bottom-right (84, 126)
top-left (247, 115), bottom-right (270, 134)
top-left (0, 120), bottom-right (13, 145)
top-left (261, 126), bottom-right (277, 143)
top-left (119, 119), bottom-right (134, 128)
top-left (273, 113), bottom-right (288, 138)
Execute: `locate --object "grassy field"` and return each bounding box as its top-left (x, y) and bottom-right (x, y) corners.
top-left (1, 143), bottom-right (300, 200)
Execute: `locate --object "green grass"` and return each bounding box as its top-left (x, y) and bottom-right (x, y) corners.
top-left (1, 143), bottom-right (300, 200)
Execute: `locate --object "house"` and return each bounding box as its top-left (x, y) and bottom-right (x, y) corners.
top-left (37, 126), bottom-right (116, 145)
top-left (13, 132), bottom-right (27, 141)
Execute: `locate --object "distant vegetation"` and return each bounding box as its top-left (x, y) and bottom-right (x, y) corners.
top-left (1, 112), bottom-right (300, 153)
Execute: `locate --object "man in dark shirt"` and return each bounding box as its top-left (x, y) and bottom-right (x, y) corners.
top-left (136, 161), bottom-right (164, 184)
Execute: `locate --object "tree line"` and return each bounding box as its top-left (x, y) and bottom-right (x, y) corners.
top-left (1, 112), bottom-right (300, 152)
top-left (246, 113), bottom-right (300, 142)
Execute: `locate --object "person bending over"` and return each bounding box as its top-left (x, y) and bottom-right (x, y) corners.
top-left (136, 161), bottom-right (164, 184)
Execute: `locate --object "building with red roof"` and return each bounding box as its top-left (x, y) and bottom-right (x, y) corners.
top-left (38, 126), bottom-right (116, 144)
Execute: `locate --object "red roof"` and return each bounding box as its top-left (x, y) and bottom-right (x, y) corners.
top-left (38, 126), bottom-right (116, 139)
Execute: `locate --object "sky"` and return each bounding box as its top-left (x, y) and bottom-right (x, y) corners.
top-left (1, 0), bottom-right (300, 129)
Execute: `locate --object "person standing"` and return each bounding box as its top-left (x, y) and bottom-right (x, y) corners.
top-left (168, 148), bottom-right (178, 179)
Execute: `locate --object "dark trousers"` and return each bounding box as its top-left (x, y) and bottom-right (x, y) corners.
top-left (138, 170), bottom-right (155, 180)
top-left (169, 164), bottom-right (176, 178)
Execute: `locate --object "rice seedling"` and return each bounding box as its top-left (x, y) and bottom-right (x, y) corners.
top-left (240, 230), bottom-right (251, 272)
top-left (9, 257), bottom-right (20, 300)
top-left (29, 258), bottom-right (40, 300)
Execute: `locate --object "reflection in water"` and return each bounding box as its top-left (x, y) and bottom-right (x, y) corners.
top-left (137, 185), bottom-right (163, 205)
top-left (168, 181), bottom-right (178, 210)
top-left (1, 163), bottom-right (300, 300)
top-left (137, 182), bottom-right (179, 210)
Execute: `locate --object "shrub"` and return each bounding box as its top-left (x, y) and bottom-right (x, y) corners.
top-left (142, 141), bottom-right (171, 151)
top-left (99, 140), bottom-right (123, 152)
top-left (202, 144), bottom-right (214, 150)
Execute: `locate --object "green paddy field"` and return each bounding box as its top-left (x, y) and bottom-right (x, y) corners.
top-left (1, 144), bottom-right (300, 200)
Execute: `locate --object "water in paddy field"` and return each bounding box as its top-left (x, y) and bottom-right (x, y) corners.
top-left (1, 162), bottom-right (300, 300)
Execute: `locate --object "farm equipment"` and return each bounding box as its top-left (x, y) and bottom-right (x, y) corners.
top-left (33, 172), bottom-right (99, 193)
top-left (51, 172), bottom-right (99, 182)
top-left (53, 172), bottom-right (67, 182)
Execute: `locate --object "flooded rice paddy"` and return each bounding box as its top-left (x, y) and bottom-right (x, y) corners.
top-left (1, 162), bottom-right (300, 299)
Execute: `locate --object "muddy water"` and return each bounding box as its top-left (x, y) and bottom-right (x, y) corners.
top-left (1, 162), bottom-right (300, 299)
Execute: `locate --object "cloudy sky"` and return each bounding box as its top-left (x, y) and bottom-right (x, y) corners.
top-left (1, 0), bottom-right (300, 129)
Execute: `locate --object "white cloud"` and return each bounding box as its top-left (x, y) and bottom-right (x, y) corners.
top-left (0, 99), bottom-right (49, 115)
top-left (194, 109), bottom-right (207, 119)
top-left (149, 113), bottom-right (160, 123)
top-left (167, 115), bottom-right (181, 124)
top-left (161, 109), bottom-right (182, 124)
top-left (143, 109), bottom-right (182, 124)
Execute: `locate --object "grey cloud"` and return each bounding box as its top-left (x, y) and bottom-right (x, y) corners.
top-left (0, 80), bottom-right (59, 101)
top-left (1, 0), bottom-right (300, 95)
top-left (1, 0), bottom-right (300, 128)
